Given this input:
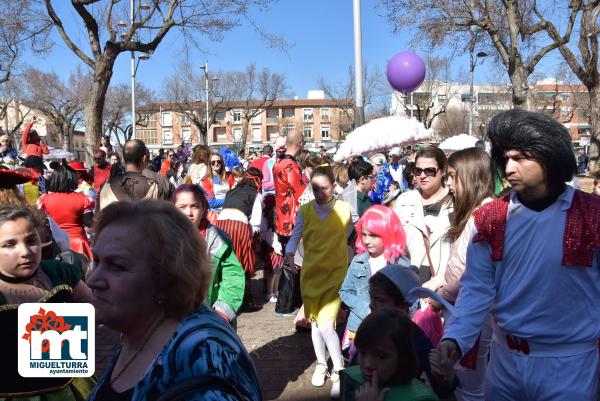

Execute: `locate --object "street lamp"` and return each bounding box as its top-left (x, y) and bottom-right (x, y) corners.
top-left (199, 63), bottom-right (219, 145)
top-left (121, 2), bottom-right (151, 140)
top-left (469, 50), bottom-right (488, 137)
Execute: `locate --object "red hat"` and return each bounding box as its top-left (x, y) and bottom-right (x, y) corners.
top-left (69, 161), bottom-right (87, 172)
top-left (0, 169), bottom-right (34, 188)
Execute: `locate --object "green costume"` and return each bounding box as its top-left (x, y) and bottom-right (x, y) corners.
top-left (204, 225), bottom-right (246, 323)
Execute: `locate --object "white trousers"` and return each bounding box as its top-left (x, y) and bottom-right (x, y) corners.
top-left (485, 341), bottom-right (599, 401)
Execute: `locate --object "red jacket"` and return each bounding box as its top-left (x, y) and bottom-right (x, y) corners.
top-left (21, 122), bottom-right (49, 158)
top-left (273, 155), bottom-right (307, 236)
top-left (200, 172), bottom-right (235, 199)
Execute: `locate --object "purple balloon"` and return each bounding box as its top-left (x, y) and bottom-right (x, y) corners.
top-left (386, 52), bottom-right (426, 93)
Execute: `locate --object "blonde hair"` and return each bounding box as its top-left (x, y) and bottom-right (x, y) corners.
top-left (94, 200), bottom-right (211, 319)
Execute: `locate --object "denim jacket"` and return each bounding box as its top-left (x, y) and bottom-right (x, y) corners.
top-left (340, 253), bottom-right (411, 332)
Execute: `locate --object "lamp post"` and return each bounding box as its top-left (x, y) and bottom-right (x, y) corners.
top-left (352, 0), bottom-right (365, 128)
top-left (118, 2), bottom-right (151, 140)
top-left (199, 63), bottom-right (218, 146)
top-left (469, 50), bottom-right (488, 137)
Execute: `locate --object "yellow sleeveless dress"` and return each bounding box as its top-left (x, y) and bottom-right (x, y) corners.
top-left (300, 199), bottom-right (351, 326)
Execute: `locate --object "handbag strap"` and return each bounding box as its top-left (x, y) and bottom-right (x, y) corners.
top-left (156, 375), bottom-right (245, 401)
top-left (421, 233), bottom-right (436, 278)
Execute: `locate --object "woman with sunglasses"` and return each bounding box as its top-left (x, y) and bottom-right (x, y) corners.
top-left (392, 146), bottom-right (453, 290)
top-left (200, 153), bottom-right (235, 222)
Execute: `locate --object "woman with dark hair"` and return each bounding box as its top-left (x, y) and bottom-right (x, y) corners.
top-left (38, 165), bottom-right (94, 260)
top-left (0, 204), bottom-right (94, 399)
top-left (428, 147), bottom-right (494, 401)
top-left (172, 184), bottom-right (245, 325)
top-left (87, 201), bottom-right (260, 400)
top-left (215, 167), bottom-right (263, 312)
top-left (200, 152), bottom-right (235, 222)
top-left (392, 146), bottom-right (453, 289)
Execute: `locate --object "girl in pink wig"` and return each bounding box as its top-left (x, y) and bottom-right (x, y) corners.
top-left (339, 204), bottom-right (409, 348)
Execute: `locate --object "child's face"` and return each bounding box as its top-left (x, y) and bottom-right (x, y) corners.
top-left (357, 337), bottom-right (400, 385)
top-left (594, 181), bottom-right (600, 197)
top-left (369, 287), bottom-right (409, 316)
top-left (362, 228), bottom-right (384, 258)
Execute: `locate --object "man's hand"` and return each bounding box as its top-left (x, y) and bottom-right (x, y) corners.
top-left (428, 296), bottom-right (444, 311)
top-left (285, 253), bottom-right (297, 272)
top-left (356, 371), bottom-right (389, 401)
top-left (429, 340), bottom-right (460, 381)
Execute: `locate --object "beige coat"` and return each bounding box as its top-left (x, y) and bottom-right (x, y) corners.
top-left (392, 188), bottom-right (453, 291)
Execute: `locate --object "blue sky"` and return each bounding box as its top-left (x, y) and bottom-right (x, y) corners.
top-left (33, 0), bottom-right (564, 99)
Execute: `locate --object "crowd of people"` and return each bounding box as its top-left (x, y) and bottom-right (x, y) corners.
top-left (0, 108), bottom-right (598, 401)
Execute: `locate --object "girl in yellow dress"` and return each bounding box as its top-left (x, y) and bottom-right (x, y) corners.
top-left (285, 164), bottom-right (352, 398)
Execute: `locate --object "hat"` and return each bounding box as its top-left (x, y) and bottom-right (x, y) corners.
top-left (389, 146), bottom-right (402, 156)
top-left (378, 265), bottom-right (421, 298)
top-left (382, 188), bottom-right (401, 205)
top-left (370, 153), bottom-right (386, 166)
top-left (69, 161), bottom-right (87, 172)
top-left (0, 169), bottom-right (34, 188)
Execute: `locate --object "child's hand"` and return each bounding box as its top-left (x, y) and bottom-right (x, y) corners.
top-left (356, 371), bottom-right (390, 401)
top-left (429, 347), bottom-right (456, 383)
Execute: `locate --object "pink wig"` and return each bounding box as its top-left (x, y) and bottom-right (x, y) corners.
top-left (355, 204), bottom-right (406, 261)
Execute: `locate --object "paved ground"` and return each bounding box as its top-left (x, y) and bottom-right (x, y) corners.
top-left (95, 272), bottom-right (332, 401)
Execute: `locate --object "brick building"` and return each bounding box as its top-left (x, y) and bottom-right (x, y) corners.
top-left (136, 97), bottom-right (353, 152)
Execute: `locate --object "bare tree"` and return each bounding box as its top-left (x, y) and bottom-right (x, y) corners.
top-left (382, 0), bottom-right (579, 110)
top-left (538, 0), bottom-right (600, 173)
top-left (224, 64), bottom-right (288, 151)
top-left (161, 63), bottom-right (227, 146)
top-left (319, 64), bottom-right (388, 125)
top-left (43, 0), bottom-right (280, 163)
top-left (20, 67), bottom-right (90, 151)
top-left (0, 1), bottom-right (52, 87)
top-left (104, 83), bottom-right (154, 149)
top-left (435, 106), bottom-right (470, 139)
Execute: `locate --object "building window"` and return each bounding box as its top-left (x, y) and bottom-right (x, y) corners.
top-left (161, 111), bottom-right (172, 126)
top-left (437, 94), bottom-right (447, 103)
top-left (320, 108), bottom-right (330, 121)
top-left (233, 110), bottom-right (242, 124)
top-left (303, 108), bottom-right (313, 122)
top-left (137, 129), bottom-right (158, 144)
top-left (162, 128), bottom-right (173, 144)
top-left (215, 127), bottom-right (226, 139)
top-left (233, 128), bottom-right (243, 141)
top-left (215, 111), bottom-right (226, 121)
top-left (181, 113), bottom-right (191, 125)
top-left (282, 108), bottom-right (295, 118)
top-left (282, 125), bottom-right (295, 135)
top-left (561, 94), bottom-right (570, 102)
top-left (251, 110), bottom-right (262, 124)
top-left (304, 127), bottom-right (313, 139)
top-left (252, 127), bottom-right (262, 142)
top-left (267, 108), bottom-right (279, 119)
top-left (321, 126), bottom-right (330, 140)
top-left (181, 128), bottom-right (192, 143)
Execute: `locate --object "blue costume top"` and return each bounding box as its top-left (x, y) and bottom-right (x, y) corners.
top-left (88, 305), bottom-right (262, 401)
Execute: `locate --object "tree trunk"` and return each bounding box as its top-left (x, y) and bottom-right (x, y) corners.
top-left (509, 67), bottom-right (536, 111)
top-left (62, 120), bottom-right (71, 151)
top-left (241, 118), bottom-right (250, 153)
top-left (84, 51), bottom-right (117, 166)
top-left (588, 85), bottom-right (599, 175)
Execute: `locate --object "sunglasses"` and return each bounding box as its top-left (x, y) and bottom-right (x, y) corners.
top-left (211, 160), bottom-right (223, 166)
top-left (414, 167), bottom-right (439, 177)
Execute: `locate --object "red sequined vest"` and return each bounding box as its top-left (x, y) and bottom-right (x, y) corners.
top-left (472, 190), bottom-right (600, 267)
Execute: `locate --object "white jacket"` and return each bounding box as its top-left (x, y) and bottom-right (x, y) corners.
top-left (392, 188), bottom-right (453, 291)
